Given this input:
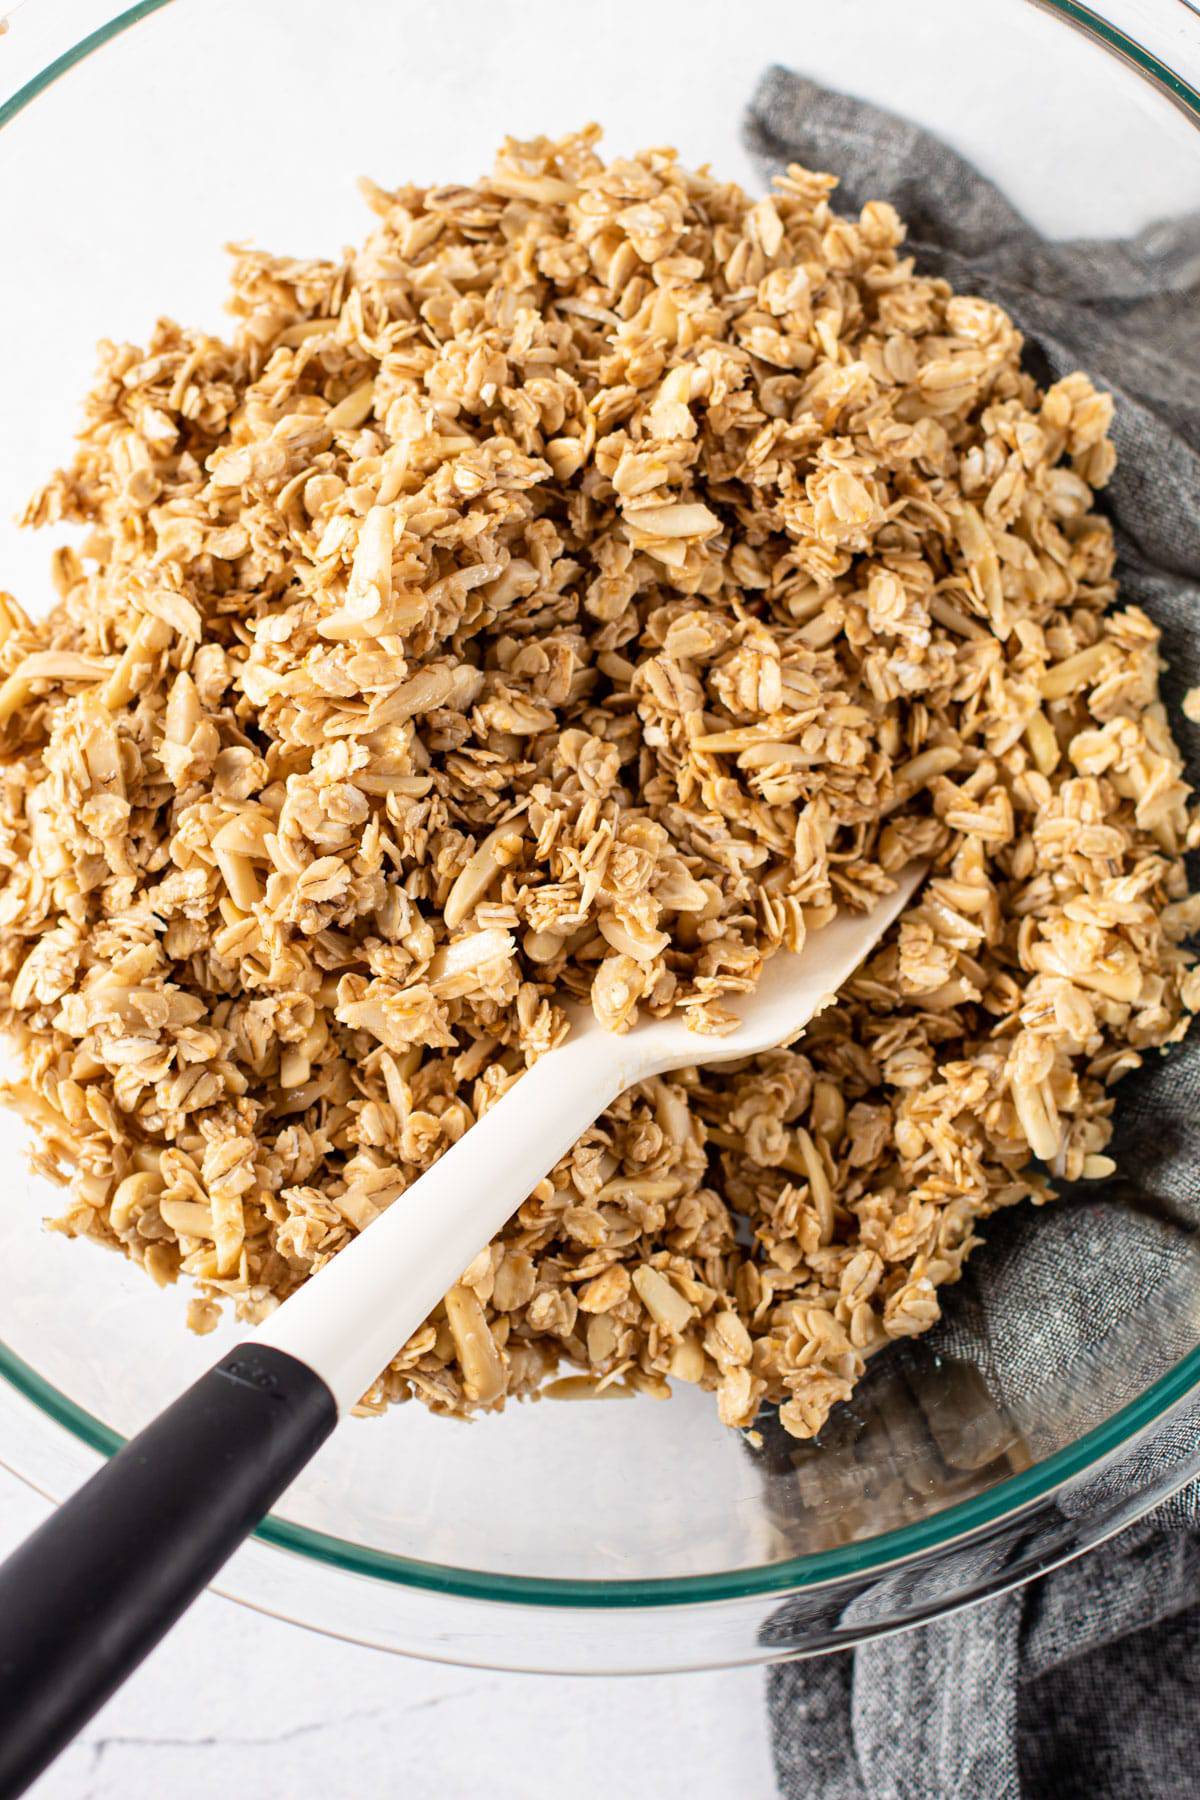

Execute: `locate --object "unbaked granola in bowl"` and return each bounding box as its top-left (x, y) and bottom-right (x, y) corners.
top-left (1, 121), bottom-right (1197, 1449)
top-left (3, 0), bottom-right (1200, 1680)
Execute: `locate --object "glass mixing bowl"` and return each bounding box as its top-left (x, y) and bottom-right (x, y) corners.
top-left (1, 0), bottom-right (1199, 1673)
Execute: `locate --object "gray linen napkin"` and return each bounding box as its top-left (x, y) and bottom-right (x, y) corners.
top-left (744, 66), bottom-right (1200, 1800)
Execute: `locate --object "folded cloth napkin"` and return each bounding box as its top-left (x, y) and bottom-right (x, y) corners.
top-left (743, 66), bottom-right (1200, 1800)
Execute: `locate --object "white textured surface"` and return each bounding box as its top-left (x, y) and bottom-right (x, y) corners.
top-left (1, 0), bottom-right (1196, 1793)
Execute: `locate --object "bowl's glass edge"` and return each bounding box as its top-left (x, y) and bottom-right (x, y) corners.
top-left (2, 0), bottom-right (1198, 135)
top-left (1034, 0), bottom-right (1200, 111)
top-left (0, 0), bottom-right (1198, 1612)
top-left (4, 1290), bottom-right (1200, 1607)
top-left (0, 0), bottom-right (175, 130)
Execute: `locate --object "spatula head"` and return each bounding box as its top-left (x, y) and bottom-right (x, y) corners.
top-left (616, 862), bottom-right (926, 1082)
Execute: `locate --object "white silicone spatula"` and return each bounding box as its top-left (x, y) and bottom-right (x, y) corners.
top-left (0, 862), bottom-right (923, 1795)
top-left (258, 859), bottom-right (926, 1409)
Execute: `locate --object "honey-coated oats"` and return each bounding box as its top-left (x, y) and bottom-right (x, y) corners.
top-left (1, 129), bottom-right (1198, 1436)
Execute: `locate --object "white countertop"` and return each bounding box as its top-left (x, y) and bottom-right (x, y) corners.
top-left (1, 1), bottom-right (1194, 1793)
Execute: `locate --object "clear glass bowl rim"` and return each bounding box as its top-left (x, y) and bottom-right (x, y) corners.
top-left (1, 0), bottom-right (1198, 1612)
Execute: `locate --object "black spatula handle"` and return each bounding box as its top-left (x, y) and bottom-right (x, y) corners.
top-left (0, 1343), bottom-right (336, 1796)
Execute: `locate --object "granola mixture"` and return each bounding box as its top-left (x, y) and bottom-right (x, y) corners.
top-left (1, 129), bottom-right (1198, 1438)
